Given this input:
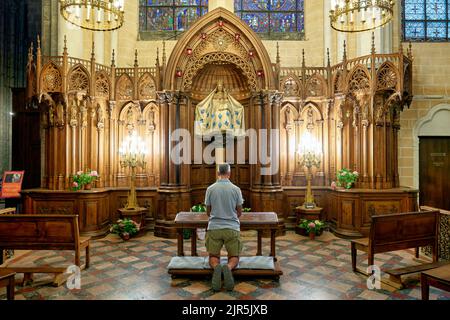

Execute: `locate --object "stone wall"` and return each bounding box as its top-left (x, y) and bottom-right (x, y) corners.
top-left (0, 0), bottom-right (42, 176)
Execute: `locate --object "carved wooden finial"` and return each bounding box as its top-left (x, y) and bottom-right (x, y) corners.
top-left (111, 49), bottom-right (116, 67)
top-left (302, 49), bottom-right (305, 66)
top-left (399, 39), bottom-right (403, 54)
top-left (134, 49), bottom-right (139, 67)
top-left (327, 48), bottom-right (330, 66)
top-left (407, 41), bottom-right (413, 60)
top-left (156, 47), bottom-right (160, 66)
top-left (63, 35), bottom-right (67, 53)
top-left (91, 36), bottom-right (95, 60)
top-left (371, 32), bottom-right (376, 54)
top-left (37, 35), bottom-right (41, 49)
top-left (276, 42), bottom-right (280, 64)
top-left (162, 40), bottom-right (167, 67)
top-left (343, 40), bottom-right (347, 61)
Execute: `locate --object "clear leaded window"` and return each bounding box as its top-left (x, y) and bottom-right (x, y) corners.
top-left (403, 0), bottom-right (450, 41)
top-left (139, 0), bottom-right (208, 39)
top-left (234, 0), bottom-right (305, 40)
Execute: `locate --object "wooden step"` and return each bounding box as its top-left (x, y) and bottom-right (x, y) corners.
top-left (385, 261), bottom-right (450, 277)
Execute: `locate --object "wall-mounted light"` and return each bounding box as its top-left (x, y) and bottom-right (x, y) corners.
top-left (186, 48), bottom-right (192, 55)
top-left (257, 70), bottom-right (264, 77)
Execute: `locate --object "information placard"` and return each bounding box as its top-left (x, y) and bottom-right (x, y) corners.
top-left (1, 170), bottom-right (24, 198)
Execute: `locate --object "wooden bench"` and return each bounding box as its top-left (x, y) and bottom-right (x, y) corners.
top-left (0, 270), bottom-right (15, 300)
top-left (0, 214), bottom-right (90, 286)
top-left (351, 210), bottom-right (439, 287)
top-left (0, 207), bottom-right (16, 263)
top-left (421, 263), bottom-right (450, 300)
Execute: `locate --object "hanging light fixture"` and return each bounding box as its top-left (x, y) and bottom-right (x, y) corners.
top-left (59, 0), bottom-right (125, 31)
top-left (329, 0), bottom-right (394, 32)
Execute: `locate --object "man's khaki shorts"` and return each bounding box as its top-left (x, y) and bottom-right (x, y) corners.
top-left (205, 229), bottom-right (243, 257)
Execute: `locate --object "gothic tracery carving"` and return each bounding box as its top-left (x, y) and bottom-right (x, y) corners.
top-left (68, 65), bottom-right (89, 92)
top-left (41, 63), bottom-right (62, 93)
top-left (116, 75), bottom-right (133, 100)
top-left (377, 63), bottom-right (398, 90)
top-left (138, 73), bottom-right (156, 100)
top-left (95, 72), bottom-right (110, 97)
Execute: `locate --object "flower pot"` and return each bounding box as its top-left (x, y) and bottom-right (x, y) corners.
top-left (84, 183), bottom-right (92, 190)
top-left (309, 231), bottom-right (315, 240)
top-left (121, 233), bottom-right (130, 241)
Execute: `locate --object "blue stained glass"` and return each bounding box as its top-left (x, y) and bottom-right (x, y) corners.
top-left (403, 0), bottom-right (449, 41)
top-left (235, 0), bottom-right (304, 37)
top-left (270, 12), bottom-right (297, 32)
top-left (297, 12), bottom-right (304, 33)
top-left (242, 13), bottom-right (269, 32)
top-left (427, 21), bottom-right (447, 38)
top-left (271, 0), bottom-right (296, 11)
top-left (242, 0), bottom-right (269, 10)
top-left (175, 7), bottom-right (201, 31)
top-left (404, 0), bottom-right (425, 19)
top-left (147, 7), bottom-right (174, 31)
top-left (426, 0), bottom-right (446, 20)
top-left (175, 0), bottom-right (204, 5)
top-left (405, 21), bottom-right (425, 38)
top-left (147, 0), bottom-right (173, 5)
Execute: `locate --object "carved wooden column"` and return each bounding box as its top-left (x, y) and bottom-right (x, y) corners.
top-left (155, 91), bottom-right (191, 238)
top-left (108, 101), bottom-right (116, 187)
top-left (270, 91), bottom-right (283, 186)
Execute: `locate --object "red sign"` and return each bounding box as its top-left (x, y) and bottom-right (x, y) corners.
top-left (1, 171), bottom-right (24, 198)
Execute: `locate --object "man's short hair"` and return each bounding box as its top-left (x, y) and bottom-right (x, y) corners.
top-left (218, 163), bottom-right (231, 175)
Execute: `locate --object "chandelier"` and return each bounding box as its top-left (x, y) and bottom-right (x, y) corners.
top-left (330, 0), bottom-right (394, 32)
top-left (59, 0), bottom-right (124, 31)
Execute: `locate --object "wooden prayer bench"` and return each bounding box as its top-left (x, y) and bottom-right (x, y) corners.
top-left (168, 212), bottom-right (283, 279)
top-left (0, 214), bottom-right (90, 287)
top-left (351, 210), bottom-right (439, 288)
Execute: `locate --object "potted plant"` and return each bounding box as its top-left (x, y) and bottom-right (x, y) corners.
top-left (190, 203), bottom-right (207, 240)
top-left (298, 219), bottom-right (325, 240)
top-left (110, 218), bottom-right (140, 240)
top-left (243, 207), bottom-right (251, 212)
top-left (72, 169), bottom-right (99, 190)
top-left (336, 168), bottom-right (359, 189)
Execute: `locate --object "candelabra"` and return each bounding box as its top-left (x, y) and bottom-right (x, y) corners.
top-left (119, 131), bottom-right (147, 209)
top-left (298, 131), bottom-right (322, 209)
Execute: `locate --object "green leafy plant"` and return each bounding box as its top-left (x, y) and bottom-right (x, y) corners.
top-left (336, 168), bottom-right (359, 189)
top-left (191, 203), bottom-right (206, 212)
top-left (184, 203), bottom-right (207, 239)
top-left (110, 218), bottom-right (140, 240)
top-left (298, 219), bottom-right (325, 235)
top-left (243, 207), bottom-right (251, 212)
top-left (72, 169), bottom-right (99, 190)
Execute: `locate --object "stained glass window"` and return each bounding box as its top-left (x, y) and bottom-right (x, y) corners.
top-left (234, 0), bottom-right (305, 40)
top-left (403, 0), bottom-right (450, 41)
top-left (139, 0), bottom-right (208, 39)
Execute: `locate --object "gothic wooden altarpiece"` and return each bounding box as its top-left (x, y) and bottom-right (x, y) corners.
top-left (23, 8), bottom-right (417, 239)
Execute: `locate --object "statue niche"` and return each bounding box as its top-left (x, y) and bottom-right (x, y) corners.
top-left (194, 80), bottom-right (245, 137)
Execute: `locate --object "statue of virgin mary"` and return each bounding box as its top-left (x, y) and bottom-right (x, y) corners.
top-left (194, 81), bottom-right (245, 137)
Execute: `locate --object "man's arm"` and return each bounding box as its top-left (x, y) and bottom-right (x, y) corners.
top-left (236, 205), bottom-right (242, 218)
top-left (206, 205), bottom-right (211, 217)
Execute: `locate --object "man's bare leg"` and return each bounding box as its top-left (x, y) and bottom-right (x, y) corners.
top-left (222, 256), bottom-right (238, 291)
top-left (227, 256), bottom-right (239, 270)
top-left (209, 255), bottom-right (220, 268)
top-left (209, 255), bottom-right (222, 291)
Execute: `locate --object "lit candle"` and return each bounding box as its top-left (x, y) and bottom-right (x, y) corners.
top-left (86, 5), bottom-right (91, 21)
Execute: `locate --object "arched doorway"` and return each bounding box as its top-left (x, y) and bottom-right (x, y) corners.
top-left (413, 104), bottom-right (450, 209)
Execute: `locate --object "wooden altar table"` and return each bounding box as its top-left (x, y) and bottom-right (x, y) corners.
top-left (168, 212), bottom-right (283, 278)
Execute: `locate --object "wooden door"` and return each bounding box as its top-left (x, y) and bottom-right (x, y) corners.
top-left (419, 137), bottom-right (450, 210)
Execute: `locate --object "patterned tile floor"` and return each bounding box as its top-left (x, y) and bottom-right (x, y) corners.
top-left (1, 231), bottom-right (449, 300)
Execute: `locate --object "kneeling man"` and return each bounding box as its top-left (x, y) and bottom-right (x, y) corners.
top-left (205, 163), bottom-right (243, 291)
